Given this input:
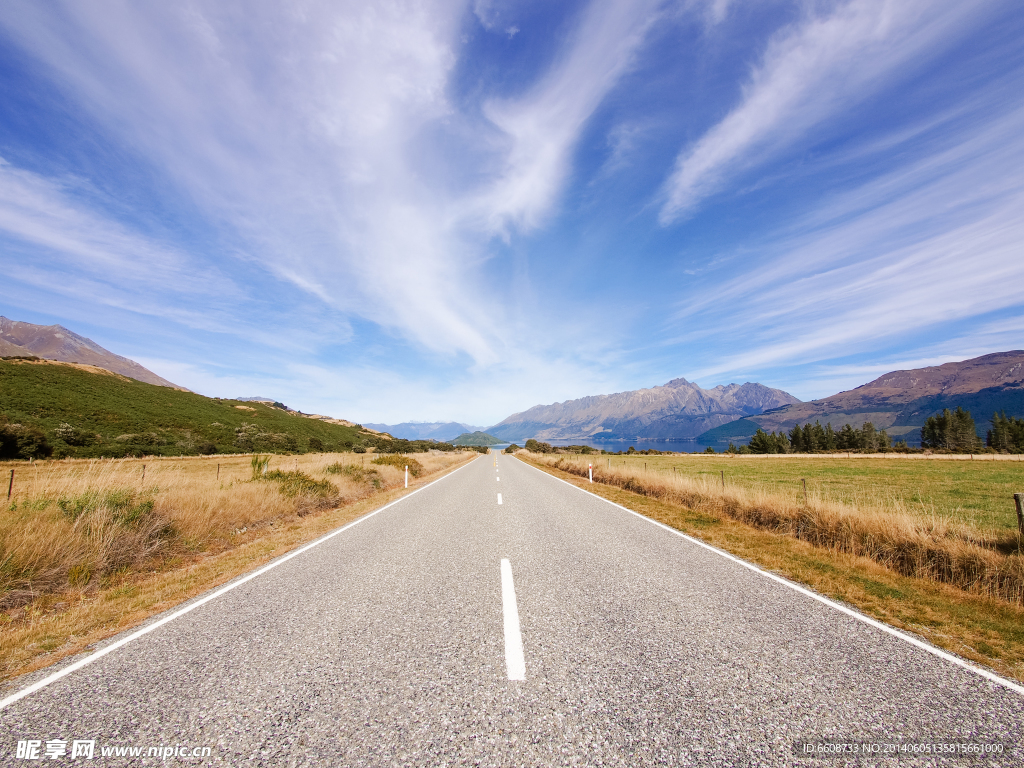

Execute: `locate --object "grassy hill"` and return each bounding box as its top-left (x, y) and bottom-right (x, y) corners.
top-left (451, 431), bottom-right (502, 446)
top-left (0, 359), bottom-right (439, 459)
top-left (696, 418), bottom-right (763, 444)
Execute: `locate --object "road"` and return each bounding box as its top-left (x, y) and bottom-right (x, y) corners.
top-left (2, 453), bottom-right (1022, 766)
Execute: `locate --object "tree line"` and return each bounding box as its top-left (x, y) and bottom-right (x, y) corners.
top-left (745, 408), bottom-right (1020, 454)
top-left (747, 421), bottom-right (892, 454)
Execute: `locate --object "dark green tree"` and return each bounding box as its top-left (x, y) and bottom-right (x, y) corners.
top-left (836, 423), bottom-right (858, 450)
top-left (988, 412), bottom-right (1024, 452)
top-left (921, 408), bottom-right (980, 451)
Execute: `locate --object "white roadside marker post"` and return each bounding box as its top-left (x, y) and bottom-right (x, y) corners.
top-left (405, 466), bottom-right (408, 488)
top-left (589, 463), bottom-right (593, 483)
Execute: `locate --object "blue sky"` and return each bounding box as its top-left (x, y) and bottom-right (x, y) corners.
top-left (1, 0), bottom-right (1021, 425)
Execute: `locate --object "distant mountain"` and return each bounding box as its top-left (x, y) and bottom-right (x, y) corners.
top-left (451, 431), bottom-right (502, 446)
top-left (364, 421), bottom-right (486, 441)
top-left (487, 378), bottom-right (800, 442)
top-left (703, 351), bottom-right (1024, 444)
top-left (0, 316), bottom-right (182, 389)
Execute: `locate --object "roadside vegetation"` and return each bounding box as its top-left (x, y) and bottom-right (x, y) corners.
top-left (528, 452), bottom-right (1024, 598)
top-left (520, 450), bottom-right (1024, 684)
top-left (520, 451), bottom-right (1024, 681)
top-left (0, 450), bottom-right (473, 682)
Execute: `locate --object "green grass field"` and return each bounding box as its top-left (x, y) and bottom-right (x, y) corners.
top-left (583, 453), bottom-right (1024, 532)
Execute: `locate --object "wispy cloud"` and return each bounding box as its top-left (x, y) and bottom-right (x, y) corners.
top-left (1, 0), bottom-right (1020, 422)
top-left (678, 98), bottom-right (1024, 383)
top-left (472, 0), bottom-right (665, 234)
top-left (659, 0), bottom-right (991, 222)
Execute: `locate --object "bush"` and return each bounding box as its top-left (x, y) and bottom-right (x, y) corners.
top-left (353, 445), bottom-right (367, 454)
top-left (250, 454), bottom-right (271, 479)
top-left (53, 422), bottom-right (94, 447)
top-left (504, 444), bottom-right (521, 454)
top-left (263, 470), bottom-right (338, 499)
top-left (525, 439), bottom-right (554, 453)
top-left (197, 441), bottom-right (217, 455)
top-left (324, 462), bottom-right (382, 488)
top-left (372, 454), bottom-right (424, 476)
top-left (0, 419), bottom-right (53, 460)
top-left (308, 437), bottom-right (324, 452)
top-left (58, 488), bottom-right (156, 528)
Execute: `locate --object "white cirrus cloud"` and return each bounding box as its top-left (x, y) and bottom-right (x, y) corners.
top-left (658, 0), bottom-right (997, 223)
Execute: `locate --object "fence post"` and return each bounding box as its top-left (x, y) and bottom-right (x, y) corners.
top-left (1015, 493), bottom-right (1024, 538)
top-left (7, 469), bottom-right (13, 500)
top-left (802, 478), bottom-right (807, 504)
top-left (720, 470), bottom-right (724, 489)
top-left (217, 463), bottom-right (220, 479)
top-left (405, 466), bottom-right (408, 489)
top-left (142, 464), bottom-right (146, 483)
top-left (589, 463), bottom-right (593, 483)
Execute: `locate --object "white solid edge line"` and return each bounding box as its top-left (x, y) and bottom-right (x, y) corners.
top-left (500, 558), bottom-right (526, 681)
top-left (518, 458), bottom-right (1024, 698)
top-left (0, 455), bottom-right (481, 711)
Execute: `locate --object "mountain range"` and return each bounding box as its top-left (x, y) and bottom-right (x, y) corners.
top-left (486, 379), bottom-right (800, 442)
top-left (363, 421), bottom-right (488, 442)
top-left (725, 351), bottom-right (1024, 444)
top-left (0, 316), bottom-right (181, 389)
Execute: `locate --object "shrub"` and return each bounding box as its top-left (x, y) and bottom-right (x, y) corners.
top-left (353, 445), bottom-right (367, 454)
top-left (308, 437), bottom-right (324, 452)
top-left (53, 422), bottom-right (92, 447)
top-left (263, 470), bottom-right (338, 499)
top-left (197, 441), bottom-right (217, 455)
top-left (57, 489), bottom-right (157, 528)
top-left (504, 444), bottom-right (521, 454)
top-left (525, 439), bottom-right (553, 453)
top-left (372, 454), bottom-right (424, 476)
top-left (324, 462), bottom-right (382, 488)
top-left (250, 454), bottom-right (271, 479)
top-left (0, 422), bottom-right (53, 459)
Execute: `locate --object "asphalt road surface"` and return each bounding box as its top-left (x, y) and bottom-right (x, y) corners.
top-left (2, 454), bottom-right (1022, 766)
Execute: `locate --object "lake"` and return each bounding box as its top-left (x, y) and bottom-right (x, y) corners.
top-left (486, 437), bottom-right (737, 454)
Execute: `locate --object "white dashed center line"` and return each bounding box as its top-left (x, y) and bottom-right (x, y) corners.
top-left (497, 493), bottom-right (503, 505)
top-left (500, 559), bottom-right (525, 681)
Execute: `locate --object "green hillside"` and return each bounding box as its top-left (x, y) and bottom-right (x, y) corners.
top-left (0, 359), bottom-right (416, 459)
top-left (696, 418), bottom-right (762, 443)
top-left (451, 431), bottom-right (502, 446)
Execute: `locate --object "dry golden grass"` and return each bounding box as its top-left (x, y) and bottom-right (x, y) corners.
top-left (0, 451), bottom-right (473, 683)
top-left (522, 455), bottom-right (1024, 684)
top-left (527, 452), bottom-right (1024, 604)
